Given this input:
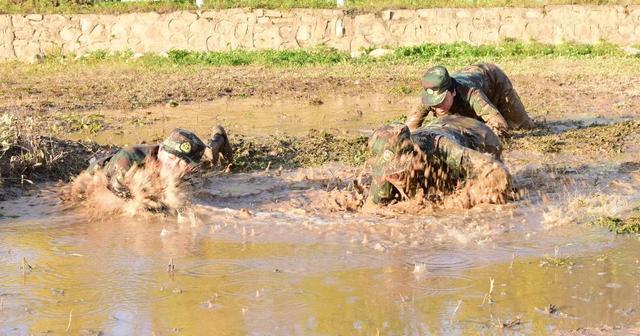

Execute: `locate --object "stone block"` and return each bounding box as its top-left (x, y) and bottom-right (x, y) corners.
top-left (11, 15), bottom-right (30, 29)
top-left (264, 10), bottom-right (282, 18)
top-left (296, 25), bottom-right (312, 42)
top-left (26, 14), bottom-right (43, 22)
top-left (254, 24), bottom-right (282, 49)
top-left (335, 18), bottom-right (345, 38)
top-left (13, 28), bottom-right (34, 40)
top-left (13, 39), bottom-right (40, 59)
top-left (190, 18), bottom-right (215, 34)
top-left (80, 16), bottom-right (96, 32)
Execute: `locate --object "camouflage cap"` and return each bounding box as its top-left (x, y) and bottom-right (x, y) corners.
top-left (161, 128), bottom-right (206, 163)
top-left (420, 65), bottom-right (451, 106)
top-left (368, 123), bottom-right (414, 204)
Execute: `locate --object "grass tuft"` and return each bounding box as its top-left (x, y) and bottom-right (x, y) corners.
top-left (593, 215), bottom-right (640, 234)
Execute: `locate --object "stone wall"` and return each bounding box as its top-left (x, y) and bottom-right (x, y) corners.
top-left (1, 5), bottom-right (640, 61)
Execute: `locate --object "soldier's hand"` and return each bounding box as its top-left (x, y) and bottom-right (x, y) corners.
top-left (486, 118), bottom-right (509, 138)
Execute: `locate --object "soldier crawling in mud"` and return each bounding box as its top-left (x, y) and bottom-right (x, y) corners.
top-left (367, 115), bottom-right (511, 208)
top-left (80, 125), bottom-right (233, 211)
top-left (407, 63), bottom-right (535, 137)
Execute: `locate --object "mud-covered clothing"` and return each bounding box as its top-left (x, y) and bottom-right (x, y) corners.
top-left (87, 145), bottom-right (160, 198)
top-left (407, 63), bottom-right (534, 134)
top-left (369, 115), bottom-right (507, 205)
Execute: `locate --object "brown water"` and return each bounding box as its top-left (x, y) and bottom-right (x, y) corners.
top-left (2, 160), bottom-right (640, 335)
top-left (67, 95), bottom-right (414, 146)
top-left (3, 97), bottom-right (640, 334)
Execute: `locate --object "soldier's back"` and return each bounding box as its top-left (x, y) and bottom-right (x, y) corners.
top-left (414, 115), bottom-right (502, 159)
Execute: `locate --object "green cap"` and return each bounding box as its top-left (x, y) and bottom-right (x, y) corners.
top-left (368, 123), bottom-right (414, 204)
top-left (420, 65), bottom-right (451, 106)
top-left (161, 128), bottom-right (206, 163)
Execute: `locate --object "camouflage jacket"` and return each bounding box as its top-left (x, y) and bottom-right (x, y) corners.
top-left (369, 116), bottom-right (501, 204)
top-left (406, 63), bottom-right (510, 133)
top-left (87, 145), bottom-right (160, 198)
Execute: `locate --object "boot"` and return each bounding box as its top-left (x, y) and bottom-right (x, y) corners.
top-left (208, 125), bottom-right (233, 166)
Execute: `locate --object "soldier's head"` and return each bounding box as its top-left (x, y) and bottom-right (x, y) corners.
top-left (158, 128), bottom-right (206, 176)
top-left (367, 123), bottom-right (415, 205)
top-left (421, 65), bottom-right (456, 113)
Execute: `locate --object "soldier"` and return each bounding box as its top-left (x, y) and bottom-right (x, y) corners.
top-left (367, 115), bottom-right (511, 208)
top-left (406, 63), bottom-right (535, 137)
top-left (87, 126), bottom-right (232, 201)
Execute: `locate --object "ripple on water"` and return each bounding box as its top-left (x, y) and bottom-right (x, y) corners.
top-left (180, 260), bottom-right (250, 278)
top-left (217, 273), bottom-right (316, 311)
top-left (407, 274), bottom-right (475, 294)
top-left (410, 251), bottom-right (476, 273)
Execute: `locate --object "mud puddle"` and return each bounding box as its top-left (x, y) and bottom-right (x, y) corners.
top-left (64, 95), bottom-right (413, 146)
top-left (1, 155), bottom-right (640, 334)
top-left (3, 96), bottom-right (640, 334)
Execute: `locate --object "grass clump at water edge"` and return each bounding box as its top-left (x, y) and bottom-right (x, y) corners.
top-left (593, 214), bottom-right (640, 234)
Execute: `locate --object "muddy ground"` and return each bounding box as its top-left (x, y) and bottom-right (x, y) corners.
top-left (1, 57), bottom-right (640, 334)
top-left (1, 57), bottom-right (640, 207)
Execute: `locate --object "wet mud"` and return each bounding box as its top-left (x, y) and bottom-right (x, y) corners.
top-left (2, 91), bottom-right (640, 334)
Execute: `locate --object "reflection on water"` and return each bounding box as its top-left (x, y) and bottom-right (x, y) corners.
top-left (1, 189), bottom-right (640, 335)
top-left (4, 97), bottom-right (640, 334)
top-left (66, 95), bottom-right (415, 146)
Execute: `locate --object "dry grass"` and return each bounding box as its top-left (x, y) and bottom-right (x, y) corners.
top-left (2, 0), bottom-right (638, 14)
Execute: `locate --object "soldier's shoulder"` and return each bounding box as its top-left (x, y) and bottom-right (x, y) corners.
top-left (107, 144), bottom-right (159, 171)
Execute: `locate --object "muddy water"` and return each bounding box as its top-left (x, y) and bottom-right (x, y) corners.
top-left (67, 95), bottom-right (414, 146)
top-left (4, 97), bottom-right (640, 334)
top-left (1, 186), bottom-right (640, 335)
top-left (3, 156), bottom-right (640, 335)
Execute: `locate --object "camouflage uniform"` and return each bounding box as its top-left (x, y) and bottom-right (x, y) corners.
top-left (87, 128), bottom-right (207, 198)
top-left (368, 115), bottom-right (511, 206)
top-left (406, 63), bottom-right (535, 135)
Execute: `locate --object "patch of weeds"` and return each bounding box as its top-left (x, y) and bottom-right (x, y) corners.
top-left (387, 85), bottom-right (415, 95)
top-left (539, 247), bottom-right (574, 267)
top-left (52, 113), bottom-right (106, 134)
top-left (537, 138), bottom-right (562, 153)
top-left (593, 215), bottom-right (640, 234)
top-left (230, 131), bottom-right (369, 171)
top-left (0, 113), bottom-right (107, 186)
top-left (49, 40), bottom-right (640, 69)
top-left (165, 46), bottom-right (349, 67)
top-left (384, 114), bottom-right (407, 124)
top-left (539, 255), bottom-right (574, 267)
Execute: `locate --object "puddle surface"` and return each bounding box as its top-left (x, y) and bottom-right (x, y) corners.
top-left (2, 187), bottom-right (640, 335)
top-left (66, 95), bottom-right (414, 146)
top-left (3, 96), bottom-right (640, 334)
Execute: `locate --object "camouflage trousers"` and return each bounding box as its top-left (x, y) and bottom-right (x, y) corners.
top-left (481, 63), bottom-right (535, 130)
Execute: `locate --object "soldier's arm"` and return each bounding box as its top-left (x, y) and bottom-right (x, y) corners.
top-left (103, 150), bottom-right (135, 199)
top-left (405, 104), bottom-right (431, 131)
top-left (468, 88), bottom-right (509, 136)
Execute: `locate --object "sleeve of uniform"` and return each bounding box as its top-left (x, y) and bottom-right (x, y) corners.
top-left (467, 88), bottom-right (509, 134)
top-left (405, 104), bottom-right (431, 131)
top-left (103, 150), bottom-right (135, 199)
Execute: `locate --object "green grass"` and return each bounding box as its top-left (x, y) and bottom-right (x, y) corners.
top-left (2, 0), bottom-right (638, 14)
top-left (49, 40), bottom-right (634, 69)
top-left (593, 215), bottom-right (640, 234)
